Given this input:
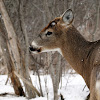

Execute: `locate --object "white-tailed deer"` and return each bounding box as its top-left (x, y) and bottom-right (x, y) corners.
top-left (29, 9), bottom-right (100, 100)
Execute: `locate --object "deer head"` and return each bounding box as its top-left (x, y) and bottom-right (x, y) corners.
top-left (29, 9), bottom-right (74, 54)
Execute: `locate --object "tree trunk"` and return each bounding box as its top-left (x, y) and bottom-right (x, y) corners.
top-left (49, 52), bottom-right (61, 100)
top-left (0, 0), bottom-right (25, 96)
top-left (0, 0), bottom-right (21, 72)
top-left (18, 0), bottom-right (37, 98)
top-left (0, 0), bottom-right (38, 98)
top-left (0, 20), bottom-right (25, 96)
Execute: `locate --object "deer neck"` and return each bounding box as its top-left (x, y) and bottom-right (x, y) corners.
top-left (60, 25), bottom-right (89, 75)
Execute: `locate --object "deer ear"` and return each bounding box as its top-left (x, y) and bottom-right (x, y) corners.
top-left (62, 9), bottom-right (74, 24)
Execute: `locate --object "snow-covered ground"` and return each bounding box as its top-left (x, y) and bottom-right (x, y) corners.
top-left (0, 74), bottom-right (89, 100)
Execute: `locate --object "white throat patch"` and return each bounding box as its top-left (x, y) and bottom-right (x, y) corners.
top-left (42, 48), bottom-right (63, 55)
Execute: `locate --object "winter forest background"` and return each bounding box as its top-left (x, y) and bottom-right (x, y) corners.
top-left (0, 0), bottom-right (100, 100)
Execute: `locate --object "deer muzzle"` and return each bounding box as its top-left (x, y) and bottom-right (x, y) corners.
top-left (29, 45), bottom-right (41, 54)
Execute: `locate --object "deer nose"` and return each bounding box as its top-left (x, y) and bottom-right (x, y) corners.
top-left (29, 45), bottom-right (35, 52)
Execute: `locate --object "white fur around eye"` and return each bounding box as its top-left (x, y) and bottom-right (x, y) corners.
top-left (51, 22), bottom-right (56, 26)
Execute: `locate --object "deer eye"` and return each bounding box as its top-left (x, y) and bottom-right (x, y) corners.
top-left (46, 31), bottom-right (52, 36)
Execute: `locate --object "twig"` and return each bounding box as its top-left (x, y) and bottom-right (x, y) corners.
top-left (82, 85), bottom-right (87, 91)
top-left (36, 65), bottom-right (43, 96)
top-left (30, 55), bottom-right (44, 68)
top-left (0, 93), bottom-right (19, 97)
top-left (5, 75), bottom-right (9, 85)
top-left (65, 69), bottom-right (73, 89)
top-left (44, 75), bottom-right (49, 100)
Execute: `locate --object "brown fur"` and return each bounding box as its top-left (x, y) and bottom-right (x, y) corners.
top-left (31, 15), bottom-right (100, 100)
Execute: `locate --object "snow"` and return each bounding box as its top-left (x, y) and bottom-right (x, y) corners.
top-left (0, 73), bottom-right (89, 100)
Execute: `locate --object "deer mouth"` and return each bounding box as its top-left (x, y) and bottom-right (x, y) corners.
top-left (29, 46), bottom-right (41, 54)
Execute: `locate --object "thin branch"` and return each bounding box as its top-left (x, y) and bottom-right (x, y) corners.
top-left (32, 3), bottom-right (44, 13)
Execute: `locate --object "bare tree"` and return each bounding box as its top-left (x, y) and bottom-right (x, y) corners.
top-left (0, 0), bottom-right (40, 98)
top-left (0, 20), bottom-right (25, 96)
top-left (18, 0), bottom-right (37, 98)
